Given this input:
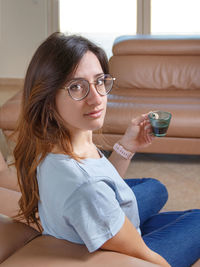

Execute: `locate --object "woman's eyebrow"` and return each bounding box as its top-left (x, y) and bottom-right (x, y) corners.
top-left (94, 73), bottom-right (104, 78)
top-left (72, 73), bottom-right (104, 80)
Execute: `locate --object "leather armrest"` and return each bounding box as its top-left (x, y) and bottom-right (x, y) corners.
top-left (2, 234), bottom-right (160, 267)
top-left (0, 154), bottom-right (19, 191)
top-left (0, 214), bottom-right (40, 264)
top-left (0, 91), bottom-right (22, 131)
top-left (0, 151), bottom-right (8, 171)
top-left (0, 187), bottom-right (21, 216)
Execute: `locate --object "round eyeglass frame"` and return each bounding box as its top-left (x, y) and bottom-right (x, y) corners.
top-left (64, 74), bottom-right (115, 101)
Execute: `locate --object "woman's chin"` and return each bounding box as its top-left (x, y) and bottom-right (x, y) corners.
top-left (88, 120), bottom-right (104, 131)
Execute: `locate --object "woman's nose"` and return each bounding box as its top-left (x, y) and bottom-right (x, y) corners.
top-left (85, 84), bottom-right (103, 105)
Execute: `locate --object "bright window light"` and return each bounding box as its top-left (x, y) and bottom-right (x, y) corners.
top-left (151, 0), bottom-right (200, 34)
top-left (59, 0), bottom-right (137, 58)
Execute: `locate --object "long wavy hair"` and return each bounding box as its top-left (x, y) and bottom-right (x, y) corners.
top-left (13, 32), bottom-right (109, 231)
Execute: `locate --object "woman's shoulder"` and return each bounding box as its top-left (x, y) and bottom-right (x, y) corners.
top-left (39, 153), bottom-right (73, 168)
top-left (37, 153), bottom-right (91, 186)
top-left (37, 152), bottom-right (121, 188)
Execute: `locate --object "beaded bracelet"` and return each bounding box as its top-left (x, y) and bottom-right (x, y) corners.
top-left (113, 143), bottom-right (135, 160)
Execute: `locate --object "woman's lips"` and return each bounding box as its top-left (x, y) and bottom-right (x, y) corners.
top-left (84, 109), bottom-right (103, 118)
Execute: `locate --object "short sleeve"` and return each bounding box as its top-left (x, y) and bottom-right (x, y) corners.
top-left (63, 181), bottom-right (125, 252)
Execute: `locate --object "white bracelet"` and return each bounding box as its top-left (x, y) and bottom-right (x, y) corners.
top-left (113, 143), bottom-right (135, 160)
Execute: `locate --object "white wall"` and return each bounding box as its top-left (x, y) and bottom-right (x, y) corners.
top-left (0, 0), bottom-right (58, 79)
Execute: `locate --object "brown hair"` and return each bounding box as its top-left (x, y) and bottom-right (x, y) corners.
top-left (13, 32), bottom-right (109, 231)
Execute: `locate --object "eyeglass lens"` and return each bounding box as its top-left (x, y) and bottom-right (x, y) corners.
top-left (67, 74), bottom-right (114, 100)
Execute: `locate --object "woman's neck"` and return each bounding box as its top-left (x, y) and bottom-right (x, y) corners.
top-left (52, 130), bottom-right (100, 159)
top-left (71, 131), bottom-right (100, 158)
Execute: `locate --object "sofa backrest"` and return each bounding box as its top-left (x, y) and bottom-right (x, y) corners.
top-left (109, 35), bottom-right (200, 94)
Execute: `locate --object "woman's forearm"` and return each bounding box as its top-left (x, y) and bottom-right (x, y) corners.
top-left (108, 150), bottom-right (133, 178)
top-left (101, 216), bottom-right (171, 267)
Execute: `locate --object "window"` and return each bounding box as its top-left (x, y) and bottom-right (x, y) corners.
top-left (151, 0), bottom-right (200, 34)
top-left (59, 0), bottom-right (137, 58)
top-left (58, 0), bottom-right (200, 57)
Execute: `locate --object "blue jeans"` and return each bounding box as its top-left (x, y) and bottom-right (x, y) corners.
top-left (124, 178), bottom-right (200, 267)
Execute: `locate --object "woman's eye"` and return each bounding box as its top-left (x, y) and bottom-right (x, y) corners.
top-left (70, 84), bottom-right (82, 91)
top-left (96, 78), bottom-right (104, 86)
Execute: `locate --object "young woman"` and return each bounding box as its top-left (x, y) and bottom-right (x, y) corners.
top-left (14, 32), bottom-right (200, 267)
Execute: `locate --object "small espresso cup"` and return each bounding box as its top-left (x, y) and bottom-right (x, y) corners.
top-left (148, 110), bottom-right (172, 137)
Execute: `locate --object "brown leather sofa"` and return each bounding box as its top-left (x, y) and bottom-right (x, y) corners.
top-left (0, 152), bottom-right (160, 266)
top-left (94, 35), bottom-right (200, 155)
top-left (0, 36), bottom-right (200, 156)
top-left (1, 36), bottom-right (200, 266)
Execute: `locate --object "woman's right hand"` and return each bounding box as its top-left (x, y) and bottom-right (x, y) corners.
top-left (118, 113), bottom-right (154, 154)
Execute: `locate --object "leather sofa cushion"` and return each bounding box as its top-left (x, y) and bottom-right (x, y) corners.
top-left (103, 93), bottom-right (200, 138)
top-left (0, 187), bottom-right (21, 217)
top-left (109, 55), bottom-right (200, 90)
top-left (1, 234), bottom-right (159, 267)
top-left (0, 214), bottom-right (40, 264)
top-left (94, 133), bottom-right (200, 154)
top-left (0, 168), bottom-right (20, 192)
top-left (0, 152), bottom-right (7, 171)
top-left (113, 36), bottom-right (200, 55)
top-left (109, 36), bottom-right (200, 91)
top-left (0, 90), bottom-right (22, 130)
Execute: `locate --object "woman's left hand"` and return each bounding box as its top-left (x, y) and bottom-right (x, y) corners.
top-left (118, 113), bottom-right (154, 153)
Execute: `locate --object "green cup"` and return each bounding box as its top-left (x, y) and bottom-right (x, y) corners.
top-left (148, 111), bottom-right (172, 137)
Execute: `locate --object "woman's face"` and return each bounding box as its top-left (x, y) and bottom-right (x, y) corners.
top-left (55, 51), bottom-right (107, 135)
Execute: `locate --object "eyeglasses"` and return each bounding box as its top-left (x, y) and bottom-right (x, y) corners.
top-left (64, 74), bottom-right (115, 101)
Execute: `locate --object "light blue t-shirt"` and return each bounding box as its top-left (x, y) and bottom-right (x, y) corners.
top-left (37, 152), bottom-right (140, 252)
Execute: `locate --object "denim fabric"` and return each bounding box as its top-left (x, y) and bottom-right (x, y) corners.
top-left (124, 178), bottom-right (200, 267)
